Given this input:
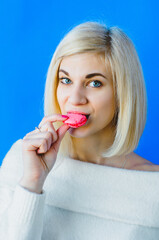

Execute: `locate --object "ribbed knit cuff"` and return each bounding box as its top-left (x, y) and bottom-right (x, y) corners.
top-left (9, 184), bottom-right (46, 225)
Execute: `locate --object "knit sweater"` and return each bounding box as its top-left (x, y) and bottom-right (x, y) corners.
top-left (0, 139), bottom-right (159, 240)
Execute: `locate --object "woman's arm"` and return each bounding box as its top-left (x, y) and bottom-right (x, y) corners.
top-left (0, 115), bottom-right (69, 239)
top-left (0, 140), bottom-right (45, 240)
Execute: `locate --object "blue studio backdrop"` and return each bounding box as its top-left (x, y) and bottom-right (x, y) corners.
top-left (0, 0), bottom-right (159, 165)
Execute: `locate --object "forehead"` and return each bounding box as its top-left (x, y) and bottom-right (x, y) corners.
top-left (59, 52), bottom-right (112, 77)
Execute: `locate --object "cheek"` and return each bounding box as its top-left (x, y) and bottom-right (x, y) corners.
top-left (56, 85), bottom-right (65, 106)
top-left (96, 90), bottom-right (116, 116)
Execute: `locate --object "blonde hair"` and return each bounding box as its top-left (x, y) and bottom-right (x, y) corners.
top-left (44, 21), bottom-right (147, 158)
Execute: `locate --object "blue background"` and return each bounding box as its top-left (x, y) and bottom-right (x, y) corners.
top-left (0, 0), bottom-right (159, 165)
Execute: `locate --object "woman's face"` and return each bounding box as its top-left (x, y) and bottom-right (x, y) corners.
top-left (56, 52), bottom-right (116, 138)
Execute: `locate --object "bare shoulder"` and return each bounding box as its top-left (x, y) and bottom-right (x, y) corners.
top-left (126, 152), bottom-right (159, 172)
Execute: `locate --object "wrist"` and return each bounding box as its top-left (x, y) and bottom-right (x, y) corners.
top-left (19, 176), bottom-right (46, 194)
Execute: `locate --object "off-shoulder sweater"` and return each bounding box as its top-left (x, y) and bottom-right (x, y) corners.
top-left (0, 139), bottom-right (159, 240)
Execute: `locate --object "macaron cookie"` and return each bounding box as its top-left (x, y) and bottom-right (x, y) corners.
top-left (62, 113), bottom-right (88, 128)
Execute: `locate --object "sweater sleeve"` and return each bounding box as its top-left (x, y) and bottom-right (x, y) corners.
top-left (0, 139), bottom-right (46, 240)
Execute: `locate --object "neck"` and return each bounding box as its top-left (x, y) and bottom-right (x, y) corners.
top-left (69, 125), bottom-right (125, 166)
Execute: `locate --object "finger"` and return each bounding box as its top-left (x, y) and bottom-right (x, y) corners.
top-left (23, 120), bottom-right (62, 152)
top-left (53, 124), bottom-right (70, 151)
top-left (23, 138), bottom-right (48, 154)
top-left (39, 121), bottom-right (58, 144)
top-left (23, 131), bottom-right (53, 152)
top-left (38, 121), bottom-right (59, 149)
top-left (23, 128), bottom-right (40, 139)
top-left (38, 114), bottom-right (68, 128)
top-left (23, 122), bottom-right (57, 147)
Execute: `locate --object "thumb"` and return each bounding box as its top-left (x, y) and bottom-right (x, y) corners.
top-left (53, 124), bottom-right (70, 150)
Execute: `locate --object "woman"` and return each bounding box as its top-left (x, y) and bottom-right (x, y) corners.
top-left (0, 21), bottom-right (159, 239)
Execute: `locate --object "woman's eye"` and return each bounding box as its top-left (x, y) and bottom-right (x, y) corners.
top-left (59, 78), bottom-right (71, 84)
top-left (89, 80), bottom-right (102, 88)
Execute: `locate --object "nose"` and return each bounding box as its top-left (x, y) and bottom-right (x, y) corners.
top-left (68, 86), bottom-right (88, 105)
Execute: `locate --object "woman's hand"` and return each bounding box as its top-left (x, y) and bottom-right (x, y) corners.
top-left (19, 114), bottom-right (69, 193)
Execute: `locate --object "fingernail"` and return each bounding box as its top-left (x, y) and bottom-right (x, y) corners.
top-left (62, 115), bottom-right (68, 118)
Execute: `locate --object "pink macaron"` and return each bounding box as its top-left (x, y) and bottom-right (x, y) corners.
top-left (62, 113), bottom-right (87, 128)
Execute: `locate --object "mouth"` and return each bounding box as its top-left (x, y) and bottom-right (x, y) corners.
top-left (67, 111), bottom-right (90, 120)
top-left (85, 114), bottom-right (90, 120)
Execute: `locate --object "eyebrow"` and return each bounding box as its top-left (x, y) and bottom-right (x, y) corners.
top-left (59, 69), bottom-right (107, 79)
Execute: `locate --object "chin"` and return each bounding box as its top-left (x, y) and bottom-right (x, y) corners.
top-left (67, 126), bottom-right (91, 138)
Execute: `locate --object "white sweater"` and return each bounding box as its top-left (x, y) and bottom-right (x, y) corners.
top-left (0, 139), bottom-right (159, 240)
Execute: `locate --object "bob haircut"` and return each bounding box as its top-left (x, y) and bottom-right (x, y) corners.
top-left (43, 21), bottom-right (147, 158)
